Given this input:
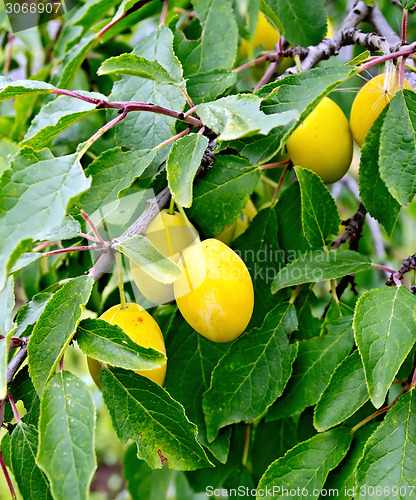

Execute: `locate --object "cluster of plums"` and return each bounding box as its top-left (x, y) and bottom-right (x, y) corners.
top-left (88, 210), bottom-right (254, 388)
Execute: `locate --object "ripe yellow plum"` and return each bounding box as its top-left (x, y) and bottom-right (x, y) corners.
top-left (87, 303), bottom-right (167, 388)
top-left (285, 97), bottom-right (353, 184)
top-left (350, 73), bottom-right (413, 147)
top-left (131, 209), bottom-right (199, 305)
top-left (174, 239), bottom-right (254, 343)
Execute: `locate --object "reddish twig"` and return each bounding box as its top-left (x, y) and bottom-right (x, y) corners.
top-left (42, 245), bottom-right (97, 258)
top-left (95, 0), bottom-right (155, 40)
top-left (4, 33), bottom-right (14, 74)
top-left (155, 127), bottom-right (192, 150)
top-left (80, 211), bottom-right (107, 246)
top-left (259, 159), bottom-right (291, 170)
top-left (254, 59), bottom-right (280, 91)
top-left (79, 232), bottom-right (100, 243)
top-left (235, 54), bottom-right (269, 72)
top-left (32, 240), bottom-right (52, 252)
top-left (7, 394), bottom-right (21, 425)
top-left (359, 42), bottom-right (416, 72)
top-left (159, 0), bottom-right (169, 26)
top-left (271, 163), bottom-right (291, 205)
top-left (0, 451), bottom-right (16, 500)
top-left (52, 89), bottom-right (203, 128)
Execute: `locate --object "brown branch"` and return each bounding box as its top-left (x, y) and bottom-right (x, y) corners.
top-left (386, 252), bottom-right (416, 287)
top-left (331, 203), bottom-right (367, 251)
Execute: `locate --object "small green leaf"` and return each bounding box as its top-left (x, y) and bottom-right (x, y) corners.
top-left (0, 149), bottom-right (90, 290)
top-left (196, 94), bottom-right (298, 141)
top-left (257, 428), bottom-right (353, 500)
top-left (78, 147), bottom-right (157, 219)
top-left (263, 0), bottom-right (327, 47)
top-left (359, 109), bottom-right (401, 235)
top-left (189, 155), bottom-right (260, 236)
top-left (271, 250), bottom-right (371, 293)
top-left (98, 54), bottom-right (184, 86)
top-left (167, 133), bottom-right (208, 208)
top-left (11, 423), bottom-right (52, 500)
top-left (267, 317), bottom-right (354, 420)
top-left (400, 0), bottom-right (416, 9)
top-left (0, 276), bottom-right (15, 399)
top-left (28, 276), bottom-right (94, 396)
top-left (314, 350), bottom-right (369, 431)
top-left (101, 366), bottom-right (212, 470)
top-left (186, 69), bottom-right (237, 104)
top-left (356, 390), bottom-right (416, 494)
top-left (295, 167), bottom-right (341, 247)
top-left (203, 303), bottom-right (298, 442)
top-left (115, 235), bottom-right (182, 284)
top-left (0, 76), bottom-right (55, 101)
top-left (77, 318), bottom-right (166, 370)
top-left (353, 287), bottom-right (416, 408)
top-left (21, 93), bottom-right (103, 150)
top-left (37, 371), bottom-right (96, 500)
top-left (379, 90), bottom-right (416, 205)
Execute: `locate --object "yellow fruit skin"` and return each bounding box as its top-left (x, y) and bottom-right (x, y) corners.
top-left (240, 12), bottom-right (280, 59)
top-left (87, 303), bottom-right (167, 388)
top-left (131, 209), bottom-right (199, 304)
top-left (285, 97), bottom-right (353, 184)
top-left (174, 239), bottom-right (254, 343)
top-left (350, 73), bottom-right (413, 147)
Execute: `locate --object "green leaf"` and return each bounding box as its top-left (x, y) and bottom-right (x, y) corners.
top-left (379, 90), bottom-right (416, 205)
top-left (186, 70), bottom-right (237, 105)
top-left (0, 76), bottom-right (55, 101)
top-left (356, 390), bottom-right (416, 495)
top-left (359, 109), bottom-right (401, 235)
top-left (70, 0), bottom-right (115, 28)
top-left (295, 167), bottom-right (341, 247)
top-left (233, 207), bottom-right (284, 327)
top-left (271, 250), bottom-right (371, 293)
top-left (196, 94), bottom-right (298, 141)
top-left (5, 366), bottom-right (40, 426)
top-left (76, 318), bottom-right (166, 370)
top-left (165, 314), bottom-right (230, 463)
top-left (28, 276), bottom-right (94, 396)
top-left (0, 276), bottom-right (15, 399)
top-left (98, 54), bottom-right (184, 86)
top-left (267, 317), bottom-right (354, 420)
top-left (353, 287), bottom-right (416, 408)
top-left (51, 34), bottom-right (96, 89)
top-left (37, 371), bottom-right (96, 500)
top-left (400, 0), bottom-right (416, 9)
top-left (39, 215), bottom-right (81, 241)
top-left (0, 149), bottom-right (90, 290)
top-left (77, 147), bottom-right (157, 219)
top-left (11, 423), bottom-right (52, 500)
top-left (10, 252), bottom-right (43, 274)
top-left (174, 0), bottom-right (238, 76)
top-left (203, 303), bottom-right (298, 442)
top-left (314, 350), bottom-right (369, 431)
top-left (188, 155), bottom-right (260, 236)
top-left (21, 93), bottom-right (103, 150)
top-left (260, 0), bottom-right (284, 34)
top-left (111, 26), bottom-right (186, 156)
top-left (115, 235), bottom-right (182, 284)
top-left (257, 428), bottom-right (353, 500)
top-left (262, 0), bottom-right (327, 47)
top-left (167, 133), bottom-right (208, 208)
top-left (323, 424), bottom-right (379, 499)
top-left (101, 366), bottom-right (212, 470)
top-left (123, 442), bottom-right (199, 500)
